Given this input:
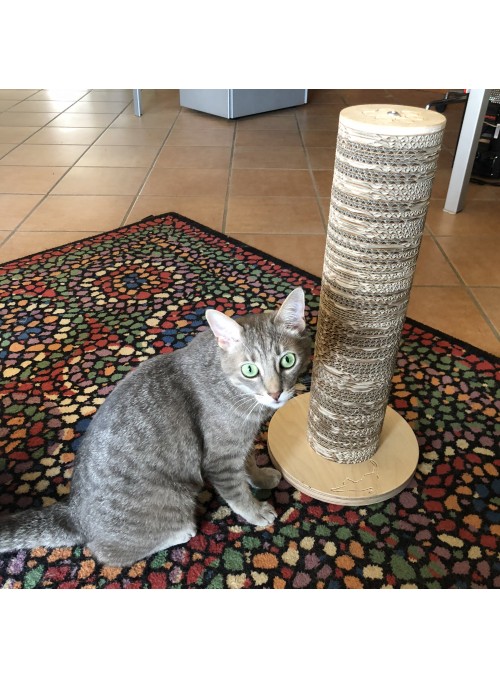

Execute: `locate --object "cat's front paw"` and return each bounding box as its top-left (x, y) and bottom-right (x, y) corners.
top-left (249, 466), bottom-right (282, 490)
top-left (244, 501), bottom-right (277, 527)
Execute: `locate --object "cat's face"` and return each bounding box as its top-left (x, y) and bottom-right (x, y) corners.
top-left (206, 288), bottom-right (311, 410)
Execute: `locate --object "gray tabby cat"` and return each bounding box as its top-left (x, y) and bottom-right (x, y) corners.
top-left (0, 287), bottom-right (311, 567)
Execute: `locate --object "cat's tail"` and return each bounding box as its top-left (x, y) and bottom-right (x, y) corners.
top-left (0, 502), bottom-right (82, 553)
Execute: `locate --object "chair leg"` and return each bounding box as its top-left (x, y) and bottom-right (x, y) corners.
top-left (133, 89), bottom-right (142, 117)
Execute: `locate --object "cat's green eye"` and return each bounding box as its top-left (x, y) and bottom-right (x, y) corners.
top-left (241, 363), bottom-right (259, 378)
top-left (280, 352), bottom-right (296, 369)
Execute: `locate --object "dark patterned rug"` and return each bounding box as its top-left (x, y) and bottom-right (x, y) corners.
top-left (0, 213), bottom-right (498, 589)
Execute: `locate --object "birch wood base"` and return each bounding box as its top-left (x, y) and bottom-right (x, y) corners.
top-left (268, 393), bottom-right (419, 506)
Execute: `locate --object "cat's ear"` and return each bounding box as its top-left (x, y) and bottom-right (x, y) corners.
top-left (274, 287), bottom-right (306, 333)
top-left (205, 309), bottom-right (243, 351)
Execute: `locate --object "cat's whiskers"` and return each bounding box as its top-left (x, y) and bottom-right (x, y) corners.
top-left (231, 393), bottom-right (255, 407)
top-left (233, 393), bottom-right (254, 402)
top-left (229, 394), bottom-right (257, 418)
top-left (240, 398), bottom-right (263, 428)
top-left (231, 391), bottom-right (263, 421)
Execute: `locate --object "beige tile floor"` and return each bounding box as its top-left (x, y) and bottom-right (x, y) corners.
top-left (0, 88), bottom-right (498, 356)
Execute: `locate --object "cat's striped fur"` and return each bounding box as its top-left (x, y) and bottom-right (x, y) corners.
top-left (0, 288), bottom-right (311, 566)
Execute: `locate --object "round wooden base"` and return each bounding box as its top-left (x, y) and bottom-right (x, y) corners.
top-left (267, 393), bottom-right (419, 506)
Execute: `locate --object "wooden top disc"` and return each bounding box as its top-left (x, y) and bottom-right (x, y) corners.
top-left (340, 104), bottom-right (446, 135)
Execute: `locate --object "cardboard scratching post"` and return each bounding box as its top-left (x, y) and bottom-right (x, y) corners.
top-left (268, 104), bottom-right (446, 506)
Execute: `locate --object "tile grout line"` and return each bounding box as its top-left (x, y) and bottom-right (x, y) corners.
top-left (0, 90), bottom-right (131, 246)
top-left (221, 120), bottom-right (238, 234)
top-left (4, 93), bottom-right (177, 238)
top-left (295, 109), bottom-right (328, 234)
top-left (420, 107), bottom-right (499, 340)
top-left (0, 87), bottom-right (82, 221)
top-left (0, 90), bottom-right (94, 246)
top-left (119, 105), bottom-right (184, 229)
top-left (429, 229), bottom-right (500, 341)
top-left (468, 287), bottom-right (500, 339)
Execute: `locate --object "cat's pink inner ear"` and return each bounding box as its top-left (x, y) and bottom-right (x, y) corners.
top-left (275, 287), bottom-right (306, 332)
top-left (205, 309), bottom-right (242, 350)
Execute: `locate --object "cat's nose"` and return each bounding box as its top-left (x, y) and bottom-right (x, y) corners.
top-left (269, 391), bottom-right (282, 402)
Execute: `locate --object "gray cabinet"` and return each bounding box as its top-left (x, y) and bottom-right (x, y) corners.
top-left (179, 89), bottom-right (308, 118)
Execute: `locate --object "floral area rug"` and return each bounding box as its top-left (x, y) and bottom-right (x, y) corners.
top-left (0, 213), bottom-right (498, 588)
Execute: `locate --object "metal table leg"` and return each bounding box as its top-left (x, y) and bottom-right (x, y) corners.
top-left (443, 89), bottom-right (491, 214)
top-left (133, 89), bottom-right (142, 117)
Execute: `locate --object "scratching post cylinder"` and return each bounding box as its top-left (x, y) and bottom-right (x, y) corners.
top-left (268, 104), bottom-right (446, 505)
top-left (308, 104), bottom-right (446, 463)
